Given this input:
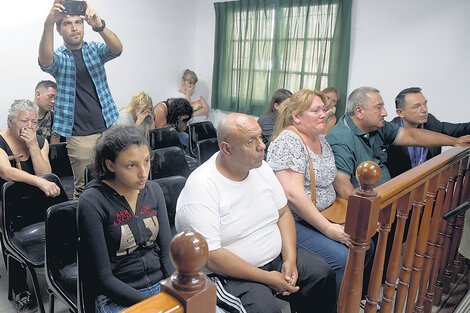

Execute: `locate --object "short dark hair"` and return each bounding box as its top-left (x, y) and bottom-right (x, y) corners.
top-left (395, 87), bottom-right (422, 109)
top-left (35, 80), bottom-right (57, 92)
top-left (264, 89), bottom-right (293, 117)
top-left (94, 126), bottom-right (149, 181)
top-left (166, 98), bottom-right (193, 126)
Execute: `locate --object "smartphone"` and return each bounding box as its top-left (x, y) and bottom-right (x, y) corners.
top-left (60, 1), bottom-right (87, 15)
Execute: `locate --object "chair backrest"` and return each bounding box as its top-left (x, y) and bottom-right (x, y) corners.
top-left (2, 173), bottom-right (69, 237)
top-left (150, 147), bottom-right (190, 179)
top-left (188, 121), bottom-right (217, 154)
top-left (148, 127), bottom-right (182, 151)
top-left (49, 142), bottom-right (73, 177)
top-left (45, 200), bottom-right (78, 308)
top-left (84, 164), bottom-right (95, 186)
top-left (153, 176), bottom-right (187, 229)
top-left (77, 239), bottom-right (95, 313)
top-left (197, 138), bottom-right (220, 165)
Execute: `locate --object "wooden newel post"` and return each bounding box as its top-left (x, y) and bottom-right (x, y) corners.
top-left (161, 230), bottom-right (217, 313)
top-left (338, 161), bottom-right (382, 313)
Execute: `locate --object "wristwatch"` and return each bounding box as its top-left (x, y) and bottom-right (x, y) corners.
top-left (92, 19), bottom-right (106, 32)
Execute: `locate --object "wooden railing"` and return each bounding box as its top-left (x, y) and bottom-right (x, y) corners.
top-left (122, 230), bottom-right (217, 313)
top-left (338, 146), bottom-right (470, 313)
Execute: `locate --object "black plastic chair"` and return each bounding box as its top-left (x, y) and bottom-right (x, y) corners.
top-left (1, 173), bottom-right (69, 313)
top-left (150, 147), bottom-right (191, 179)
top-left (197, 138), bottom-right (220, 165)
top-left (45, 200), bottom-right (78, 313)
top-left (188, 121), bottom-right (217, 157)
top-left (154, 176), bottom-right (187, 235)
top-left (49, 142), bottom-right (74, 199)
top-left (84, 164), bottom-right (95, 186)
top-left (148, 127), bottom-right (183, 151)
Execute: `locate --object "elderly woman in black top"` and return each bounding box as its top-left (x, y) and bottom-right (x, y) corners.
top-left (0, 99), bottom-right (60, 312)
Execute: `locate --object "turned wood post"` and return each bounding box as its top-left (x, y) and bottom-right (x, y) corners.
top-left (404, 175), bottom-right (439, 313)
top-left (451, 156), bottom-right (469, 280)
top-left (417, 169), bottom-right (450, 313)
top-left (338, 161), bottom-right (381, 313)
top-left (161, 230), bottom-right (217, 313)
top-left (432, 162), bottom-right (460, 305)
top-left (442, 159), bottom-right (465, 294)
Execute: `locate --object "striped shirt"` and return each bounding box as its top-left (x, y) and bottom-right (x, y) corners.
top-left (39, 41), bottom-right (120, 137)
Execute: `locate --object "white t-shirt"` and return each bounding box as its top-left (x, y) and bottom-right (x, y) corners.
top-left (176, 152), bottom-right (287, 268)
top-left (172, 88), bottom-right (208, 124)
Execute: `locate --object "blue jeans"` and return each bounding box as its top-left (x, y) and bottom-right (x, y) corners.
top-left (95, 280), bottom-right (226, 313)
top-left (295, 221), bottom-right (375, 296)
top-left (177, 131), bottom-right (190, 153)
top-left (95, 281), bottom-right (162, 313)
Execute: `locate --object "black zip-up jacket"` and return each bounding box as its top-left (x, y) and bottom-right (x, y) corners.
top-left (78, 180), bottom-right (174, 306)
top-left (387, 114), bottom-right (470, 178)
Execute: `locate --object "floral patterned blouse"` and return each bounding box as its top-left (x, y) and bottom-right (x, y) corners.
top-left (267, 129), bottom-right (337, 222)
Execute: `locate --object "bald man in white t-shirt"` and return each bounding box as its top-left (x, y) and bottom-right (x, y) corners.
top-left (176, 113), bottom-right (336, 313)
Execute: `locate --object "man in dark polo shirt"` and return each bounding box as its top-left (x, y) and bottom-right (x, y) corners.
top-left (326, 86), bottom-right (470, 199)
top-left (387, 87), bottom-right (470, 177)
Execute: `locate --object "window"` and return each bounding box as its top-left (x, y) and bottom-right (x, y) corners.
top-left (212, 0), bottom-right (352, 116)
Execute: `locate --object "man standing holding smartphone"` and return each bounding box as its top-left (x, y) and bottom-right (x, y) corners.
top-left (38, 0), bottom-right (123, 198)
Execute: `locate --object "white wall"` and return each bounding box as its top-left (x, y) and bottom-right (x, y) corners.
top-left (348, 0), bottom-right (470, 123)
top-left (1, 0), bottom-right (468, 129)
top-left (194, 0), bottom-right (470, 126)
top-left (0, 0), bottom-right (197, 128)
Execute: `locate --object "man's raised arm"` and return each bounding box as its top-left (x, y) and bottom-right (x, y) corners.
top-left (83, 0), bottom-right (123, 55)
top-left (39, 0), bottom-right (63, 67)
top-left (395, 127), bottom-right (470, 148)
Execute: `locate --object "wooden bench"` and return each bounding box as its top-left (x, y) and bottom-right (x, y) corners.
top-left (338, 146), bottom-right (470, 313)
top-left (122, 230), bottom-right (217, 313)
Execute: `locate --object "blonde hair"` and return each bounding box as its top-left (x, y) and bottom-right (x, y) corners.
top-left (322, 87), bottom-right (340, 100)
top-left (271, 89), bottom-right (326, 141)
top-left (182, 69), bottom-right (198, 83)
top-left (122, 91), bottom-right (153, 115)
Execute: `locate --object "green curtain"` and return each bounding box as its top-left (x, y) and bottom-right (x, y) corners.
top-left (212, 0), bottom-right (352, 116)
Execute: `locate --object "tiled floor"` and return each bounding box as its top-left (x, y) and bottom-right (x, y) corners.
top-left (0, 254), bottom-right (69, 313)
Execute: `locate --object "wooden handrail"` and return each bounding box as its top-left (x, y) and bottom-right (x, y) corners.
top-left (122, 230), bottom-right (217, 313)
top-left (338, 146), bottom-right (470, 313)
top-left (121, 292), bottom-right (183, 313)
top-left (375, 146), bottom-right (468, 206)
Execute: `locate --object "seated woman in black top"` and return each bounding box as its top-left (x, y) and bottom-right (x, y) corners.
top-left (257, 89), bottom-right (292, 150)
top-left (77, 126), bottom-right (174, 313)
top-left (153, 98), bottom-right (193, 152)
top-left (0, 99), bottom-right (60, 195)
top-left (0, 99), bottom-right (60, 312)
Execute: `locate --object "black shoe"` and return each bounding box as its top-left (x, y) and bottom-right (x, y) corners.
top-left (15, 291), bottom-right (37, 313)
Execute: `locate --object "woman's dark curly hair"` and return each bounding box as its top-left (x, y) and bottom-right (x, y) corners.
top-left (166, 98), bottom-right (193, 127)
top-left (94, 125), bottom-right (149, 181)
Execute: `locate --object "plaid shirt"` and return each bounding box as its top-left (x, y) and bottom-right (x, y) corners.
top-left (39, 41), bottom-right (120, 137)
